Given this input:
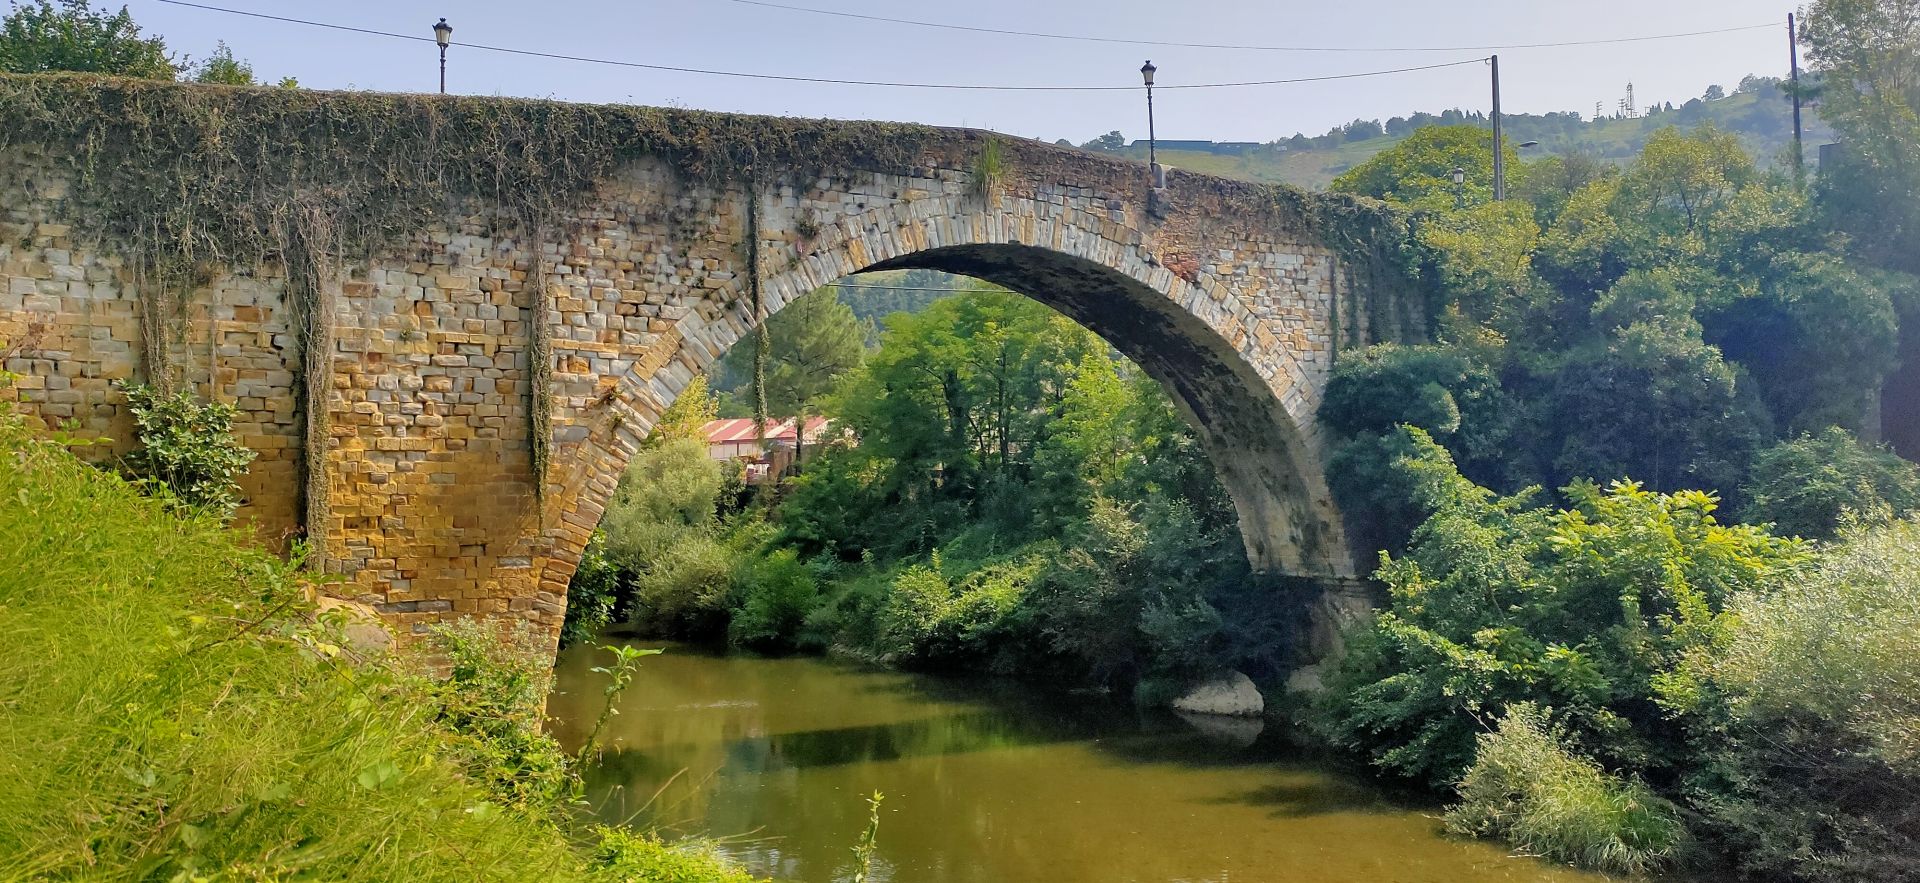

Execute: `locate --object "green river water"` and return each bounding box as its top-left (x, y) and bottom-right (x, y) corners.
top-left (546, 640), bottom-right (1618, 883)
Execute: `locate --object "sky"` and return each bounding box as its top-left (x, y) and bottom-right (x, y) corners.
top-left (128, 0), bottom-right (1799, 144)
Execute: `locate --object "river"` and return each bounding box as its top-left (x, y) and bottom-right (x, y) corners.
top-left (546, 640), bottom-right (1616, 883)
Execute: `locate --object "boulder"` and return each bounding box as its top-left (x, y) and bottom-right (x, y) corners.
top-left (1171, 670), bottom-right (1264, 717)
top-left (313, 594), bottom-right (395, 655)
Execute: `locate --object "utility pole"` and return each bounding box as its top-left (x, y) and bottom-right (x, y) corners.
top-left (1789, 13), bottom-right (1806, 179)
top-left (1491, 55), bottom-right (1506, 201)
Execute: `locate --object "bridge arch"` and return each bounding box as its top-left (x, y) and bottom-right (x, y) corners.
top-left (532, 181), bottom-right (1364, 638)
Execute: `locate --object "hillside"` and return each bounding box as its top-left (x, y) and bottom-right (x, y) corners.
top-left (1090, 82), bottom-right (1831, 189)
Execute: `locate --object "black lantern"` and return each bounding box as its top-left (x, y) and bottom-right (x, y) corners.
top-left (433, 18), bottom-right (453, 94)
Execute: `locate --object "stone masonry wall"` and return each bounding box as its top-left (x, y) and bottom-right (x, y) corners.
top-left (0, 91), bottom-right (1420, 649)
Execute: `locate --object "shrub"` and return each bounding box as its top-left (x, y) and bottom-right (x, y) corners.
top-left (727, 548), bottom-right (821, 650)
top-left (1683, 516), bottom-right (1920, 881)
top-left (562, 535), bottom-right (624, 648)
top-left (1447, 704), bottom-right (1691, 876)
top-left (632, 530), bottom-right (737, 635)
top-left (1740, 427), bottom-right (1920, 539)
top-left (1319, 440), bottom-right (1808, 787)
top-left (589, 828), bottom-right (765, 883)
top-left (430, 618), bottom-right (577, 815)
top-left (116, 380), bottom-right (255, 519)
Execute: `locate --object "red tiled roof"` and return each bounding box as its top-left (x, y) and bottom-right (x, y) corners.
top-left (702, 417), bottom-right (831, 445)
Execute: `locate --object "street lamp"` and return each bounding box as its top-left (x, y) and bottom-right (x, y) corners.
top-left (433, 18), bottom-right (452, 94)
top-left (1141, 61), bottom-right (1161, 187)
top-left (1451, 166), bottom-right (1467, 209)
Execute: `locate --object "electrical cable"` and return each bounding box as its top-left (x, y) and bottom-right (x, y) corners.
top-left (720, 0), bottom-right (1781, 54)
top-left (152, 0), bottom-right (1482, 91)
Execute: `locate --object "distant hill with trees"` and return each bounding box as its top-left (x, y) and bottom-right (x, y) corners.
top-left (1073, 76), bottom-right (1832, 189)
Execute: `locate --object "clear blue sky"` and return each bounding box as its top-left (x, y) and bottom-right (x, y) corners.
top-left (130, 0), bottom-right (1797, 143)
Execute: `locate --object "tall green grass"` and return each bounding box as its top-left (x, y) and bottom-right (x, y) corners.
top-left (1446, 705), bottom-right (1691, 876)
top-left (0, 409), bottom-right (761, 882)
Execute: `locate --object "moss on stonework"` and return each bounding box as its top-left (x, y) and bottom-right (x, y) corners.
top-left (0, 73), bottom-right (945, 271)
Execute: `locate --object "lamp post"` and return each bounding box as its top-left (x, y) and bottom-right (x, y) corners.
top-left (1451, 166), bottom-right (1467, 209)
top-left (433, 18), bottom-right (452, 94)
top-left (1141, 61), bottom-right (1160, 186)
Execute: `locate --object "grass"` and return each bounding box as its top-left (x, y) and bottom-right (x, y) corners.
top-left (1445, 704), bottom-right (1690, 876)
top-left (0, 404), bottom-right (761, 881)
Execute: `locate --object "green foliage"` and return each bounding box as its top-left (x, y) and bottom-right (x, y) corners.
top-left (1802, 0), bottom-right (1920, 276)
top-left (579, 644), bottom-right (664, 762)
top-left (430, 619), bottom-right (578, 815)
top-left (0, 407), bottom-right (593, 880)
top-left (600, 438), bottom-right (723, 569)
top-left (712, 287), bottom-right (866, 418)
top-left (1320, 449), bottom-right (1807, 787)
top-left (1740, 427), bottom-right (1920, 539)
top-left (1532, 321), bottom-right (1769, 496)
top-left (116, 380), bottom-right (256, 520)
top-left (189, 39), bottom-right (252, 85)
top-left (587, 829), bottom-right (768, 883)
top-left (850, 792), bottom-right (885, 883)
top-left (0, 0), bottom-right (176, 78)
top-left (1447, 704), bottom-right (1691, 876)
top-left (650, 375), bottom-right (719, 446)
top-left (590, 829), bottom-right (767, 883)
top-left (727, 548), bottom-right (821, 651)
top-left (1681, 516), bottom-right (1920, 881)
top-left (562, 534), bottom-right (624, 648)
top-left (1331, 125), bottom-right (1520, 209)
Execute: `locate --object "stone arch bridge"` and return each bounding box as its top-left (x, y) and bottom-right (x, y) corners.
top-left (0, 76), bottom-right (1424, 656)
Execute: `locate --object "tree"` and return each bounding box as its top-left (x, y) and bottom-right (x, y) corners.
top-left (1801, 0), bottom-right (1920, 275)
top-left (759, 288), bottom-right (865, 420)
top-left (1331, 125), bottom-right (1521, 209)
top-left (189, 39), bottom-right (251, 85)
top-left (1534, 321), bottom-right (1770, 497)
top-left (0, 0), bottom-right (175, 78)
top-left (1704, 84), bottom-right (1727, 101)
top-left (1320, 434), bottom-right (1807, 787)
top-left (650, 374), bottom-right (718, 446)
top-left (1080, 130), bottom-right (1126, 151)
top-left (1740, 427), bottom-right (1920, 539)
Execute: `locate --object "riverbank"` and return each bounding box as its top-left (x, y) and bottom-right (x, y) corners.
top-left (0, 407), bottom-right (758, 882)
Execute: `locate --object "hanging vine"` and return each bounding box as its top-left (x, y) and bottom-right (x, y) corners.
top-left (284, 200), bottom-right (339, 567)
top-left (525, 215), bottom-right (554, 503)
top-left (745, 179), bottom-right (770, 453)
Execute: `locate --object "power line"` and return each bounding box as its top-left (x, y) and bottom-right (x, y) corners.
top-left (721, 0), bottom-right (1781, 53)
top-left (154, 1), bottom-right (1491, 90)
top-left (830, 283), bottom-right (976, 293)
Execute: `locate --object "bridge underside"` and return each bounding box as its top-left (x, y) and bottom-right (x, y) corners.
top-left (867, 244), bottom-right (1336, 575)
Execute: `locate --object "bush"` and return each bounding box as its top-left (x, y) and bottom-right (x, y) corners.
top-left (589, 828), bottom-right (765, 883)
top-left (430, 618), bottom-right (577, 815)
top-left (562, 535), bottom-right (624, 648)
top-left (1447, 705), bottom-right (1691, 876)
top-left (727, 548), bottom-right (821, 650)
top-left (1684, 516), bottom-right (1920, 881)
top-left (1740, 427), bottom-right (1920, 539)
top-left (632, 530), bottom-right (738, 635)
top-left (1319, 440), bottom-right (1808, 787)
top-left (116, 380), bottom-right (256, 519)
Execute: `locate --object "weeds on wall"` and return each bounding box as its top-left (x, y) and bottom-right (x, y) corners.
top-left (970, 138), bottom-right (1008, 204)
top-left (115, 379), bottom-right (255, 520)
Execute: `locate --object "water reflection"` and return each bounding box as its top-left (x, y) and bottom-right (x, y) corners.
top-left (547, 641), bottom-right (1617, 883)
